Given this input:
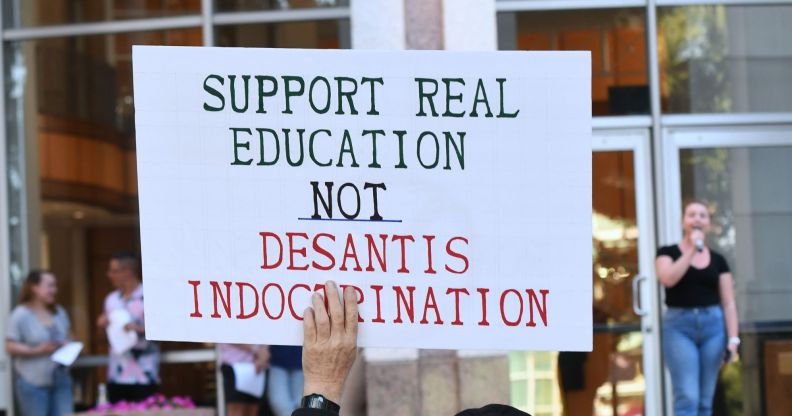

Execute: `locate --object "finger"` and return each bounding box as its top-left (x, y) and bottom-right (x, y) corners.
top-left (303, 307), bottom-right (317, 345)
top-left (344, 286), bottom-right (359, 336)
top-left (325, 281), bottom-right (344, 335)
top-left (312, 292), bottom-right (330, 341)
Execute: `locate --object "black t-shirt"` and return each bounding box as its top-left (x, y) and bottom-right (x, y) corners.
top-left (656, 244), bottom-right (731, 307)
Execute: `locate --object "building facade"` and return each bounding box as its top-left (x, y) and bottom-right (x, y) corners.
top-left (1, 0), bottom-right (791, 415)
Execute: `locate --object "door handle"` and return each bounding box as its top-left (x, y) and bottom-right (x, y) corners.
top-left (632, 274), bottom-right (648, 317)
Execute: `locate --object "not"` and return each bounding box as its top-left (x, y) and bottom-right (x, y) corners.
top-left (311, 181), bottom-right (387, 221)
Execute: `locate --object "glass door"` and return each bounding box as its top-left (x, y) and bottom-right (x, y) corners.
top-left (590, 129), bottom-right (662, 416)
top-left (510, 128), bottom-right (662, 415)
top-left (661, 124), bottom-right (792, 415)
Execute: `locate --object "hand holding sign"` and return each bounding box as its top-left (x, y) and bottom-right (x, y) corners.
top-left (296, 281), bottom-right (531, 416)
top-left (302, 281), bottom-right (359, 404)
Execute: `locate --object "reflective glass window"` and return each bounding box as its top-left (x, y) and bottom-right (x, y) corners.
top-left (216, 0), bottom-right (348, 13)
top-left (216, 19), bottom-right (349, 48)
top-left (681, 144), bottom-right (792, 414)
top-left (498, 9), bottom-right (649, 116)
top-left (659, 5), bottom-right (792, 113)
top-left (6, 28), bottom-right (208, 408)
top-left (12, 0), bottom-right (201, 27)
top-left (509, 149), bottom-right (646, 416)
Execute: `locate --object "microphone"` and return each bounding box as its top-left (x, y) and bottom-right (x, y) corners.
top-left (693, 226), bottom-right (704, 252)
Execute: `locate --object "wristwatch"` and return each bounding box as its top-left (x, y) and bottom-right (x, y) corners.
top-left (301, 394), bottom-right (340, 414)
top-left (728, 336), bottom-right (741, 346)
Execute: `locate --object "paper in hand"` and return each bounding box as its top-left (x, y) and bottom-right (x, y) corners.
top-left (232, 362), bottom-right (266, 398)
top-left (107, 309), bottom-right (138, 355)
top-left (51, 342), bottom-right (84, 366)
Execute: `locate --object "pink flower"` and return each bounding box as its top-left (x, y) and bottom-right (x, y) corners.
top-left (89, 393), bottom-right (200, 413)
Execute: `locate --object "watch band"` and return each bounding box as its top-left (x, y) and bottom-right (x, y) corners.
top-left (728, 336), bottom-right (741, 346)
top-left (301, 394), bottom-right (340, 414)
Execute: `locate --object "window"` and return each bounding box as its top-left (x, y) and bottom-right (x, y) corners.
top-left (12, 0), bottom-right (201, 27)
top-left (659, 5), bottom-right (792, 113)
top-left (498, 8), bottom-right (649, 116)
top-left (216, 0), bottom-right (348, 13)
top-left (216, 19), bottom-right (349, 48)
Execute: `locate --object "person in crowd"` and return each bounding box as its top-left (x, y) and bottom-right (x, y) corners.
top-left (5, 270), bottom-right (73, 415)
top-left (290, 280), bottom-right (530, 416)
top-left (96, 251), bottom-right (160, 403)
top-left (268, 344), bottom-right (304, 416)
top-left (219, 344), bottom-right (270, 416)
top-left (656, 201), bottom-right (739, 416)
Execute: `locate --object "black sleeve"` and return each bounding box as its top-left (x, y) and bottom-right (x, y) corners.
top-left (715, 252), bottom-right (731, 274)
top-left (292, 409), bottom-right (337, 416)
top-left (656, 245), bottom-right (679, 260)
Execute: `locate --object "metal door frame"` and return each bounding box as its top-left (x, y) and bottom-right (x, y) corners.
top-left (593, 127), bottom-right (663, 416)
top-left (659, 121), bottom-right (792, 414)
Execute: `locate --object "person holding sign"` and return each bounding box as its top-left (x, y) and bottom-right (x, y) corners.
top-left (656, 201), bottom-right (739, 416)
top-left (292, 281), bottom-right (358, 416)
top-left (5, 270), bottom-right (74, 416)
top-left (96, 251), bottom-right (160, 403)
top-left (291, 281), bottom-right (530, 416)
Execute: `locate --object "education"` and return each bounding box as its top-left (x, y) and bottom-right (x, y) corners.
top-left (229, 126), bottom-right (465, 170)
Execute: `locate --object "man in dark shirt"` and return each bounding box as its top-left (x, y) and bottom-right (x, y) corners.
top-left (292, 280), bottom-right (530, 416)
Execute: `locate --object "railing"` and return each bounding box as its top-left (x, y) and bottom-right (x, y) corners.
top-left (72, 348), bottom-right (216, 368)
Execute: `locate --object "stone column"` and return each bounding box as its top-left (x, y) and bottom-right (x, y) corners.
top-left (405, 0), bottom-right (443, 49)
top-left (351, 0), bottom-right (406, 49)
top-left (443, 0), bottom-right (497, 51)
top-left (457, 350), bottom-right (511, 409)
top-left (418, 350), bottom-right (459, 415)
top-left (364, 349), bottom-right (420, 416)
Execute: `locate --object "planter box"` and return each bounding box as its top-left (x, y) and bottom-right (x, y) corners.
top-left (73, 408), bottom-right (215, 416)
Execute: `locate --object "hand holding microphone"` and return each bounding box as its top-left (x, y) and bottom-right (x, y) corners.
top-left (691, 226), bottom-right (705, 252)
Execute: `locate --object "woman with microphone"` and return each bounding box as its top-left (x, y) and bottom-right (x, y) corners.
top-left (656, 201), bottom-right (739, 416)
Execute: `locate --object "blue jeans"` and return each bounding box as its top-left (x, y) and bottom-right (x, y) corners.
top-left (15, 367), bottom-right (73, 416)
top-left (663, 305), bottom-right (726, 416)
top-left (267, 366), bottom-right (304, 416)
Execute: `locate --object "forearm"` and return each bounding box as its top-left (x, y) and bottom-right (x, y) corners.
top-left (126, 322), bottom-right (146, 335)
top-left (253, 345), bottom-right (270, 371)
top-left (722, 301), bottom-right (739, 338)
top-left (657, 251), bottom-right (694, 287)
top-left (719, 273), bottom-right (739, 339)
top-left (5, 340), bottom-right (43, 358)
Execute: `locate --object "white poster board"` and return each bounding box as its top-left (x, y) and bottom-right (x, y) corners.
top-left (133, 46), bottom-right (591, 351)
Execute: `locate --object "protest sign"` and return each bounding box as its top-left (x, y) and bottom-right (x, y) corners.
top-left (133, 46), bottom-right (591, 351)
